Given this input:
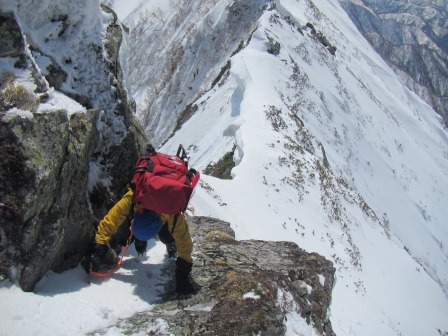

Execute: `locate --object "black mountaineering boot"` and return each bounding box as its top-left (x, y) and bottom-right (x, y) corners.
top-left (175, 257), bottom-right (195, 295)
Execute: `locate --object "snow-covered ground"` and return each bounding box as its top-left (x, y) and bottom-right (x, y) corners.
top-left (1, 0), bottom-right (447, 335)
top-left (0, 241), bottom-right (170, 336)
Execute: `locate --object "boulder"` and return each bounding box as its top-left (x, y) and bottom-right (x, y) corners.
top-left (0, 110), bottom-right (98, 291)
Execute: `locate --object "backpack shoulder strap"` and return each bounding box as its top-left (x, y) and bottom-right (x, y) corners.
top-left (171, 213), bottom-right (180, 234)
top-left (176, 144), bottom-right (187, 160)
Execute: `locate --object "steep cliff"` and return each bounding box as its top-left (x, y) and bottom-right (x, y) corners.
top-left (0, 0), bottom-right (147, 291)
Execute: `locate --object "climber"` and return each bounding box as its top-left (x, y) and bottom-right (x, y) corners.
top-left (89, 188), bottom-right (196, 295)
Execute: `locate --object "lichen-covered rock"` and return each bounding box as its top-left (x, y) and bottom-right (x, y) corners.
top-left (0, 12), bottom-right (24, 62)
top-left (91, 216), bottom-right (336, 336)
top-left (0, 109), bottom-right (99, 291)
top-left (0, 2), bottom-right (149, 291)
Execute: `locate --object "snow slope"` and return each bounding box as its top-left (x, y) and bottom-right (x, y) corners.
top-left (1, 0), bottom-right (447, 335)
top-left (161, 0), bottom-right (448, 335)
top-left (0, 241), bottom-right (170, 336)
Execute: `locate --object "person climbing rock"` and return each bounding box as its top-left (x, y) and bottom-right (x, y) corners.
top-left (88, 144), bottom-right (200, 296)
top-left (90, 188), bottom-right (196, 295)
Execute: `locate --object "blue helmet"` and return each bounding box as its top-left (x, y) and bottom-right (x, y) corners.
top-left (131, 210), bottom-right (162, 241)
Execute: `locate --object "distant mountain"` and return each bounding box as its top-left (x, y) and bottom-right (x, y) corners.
top-left (338, 0), bottom-right (448, 125)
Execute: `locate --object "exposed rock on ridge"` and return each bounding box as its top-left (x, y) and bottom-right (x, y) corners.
top-left (0, 110), bottom-right (99, 291)
top-left (92, 217), bottom-right (336, 336)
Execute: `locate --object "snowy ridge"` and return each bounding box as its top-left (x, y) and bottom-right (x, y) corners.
top-left (161, 0), bottom-right (448, 335)
top-left (1, 0), bottom-right (447, 335)
top-left (121, 0), bottom-right (265, 146)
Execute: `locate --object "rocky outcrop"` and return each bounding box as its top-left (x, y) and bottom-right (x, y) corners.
top-left (0, 110), bottom-right (99, 291)
top-left (338, 0), bottom-right (448, 125)
top-left (0, 2), bottom-right (148, 291)
top-left (91, 217), bottom-right (336, 335)
top-left (0, 12), bottom-right (24, 58)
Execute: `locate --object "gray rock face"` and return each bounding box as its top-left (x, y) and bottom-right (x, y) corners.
top-left (0, 110), bottom-right (99, 291)
top-left (0, 12), bottom-right (24, 58)
top-left (338, 0), bottom-right (448, 125)
top-left (0, 3), bottom-right (148, 291)
top-left (91, 217), bottom-right (336, 336)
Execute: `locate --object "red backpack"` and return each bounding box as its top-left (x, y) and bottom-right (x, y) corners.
top-left (131, 145), bottom-right (200, 214)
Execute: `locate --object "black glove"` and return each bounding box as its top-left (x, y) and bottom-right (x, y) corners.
top-left (166, 242), bottom-right (177, 258)
top-left (91, 244), bottom-right (110, 272)
top-left (134, 238), bottom-right (147, 255)
top-left (175, 257), bottom-right (195, 295)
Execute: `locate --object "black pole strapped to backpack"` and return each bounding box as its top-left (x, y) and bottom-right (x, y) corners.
top-left (176, 144), bottom-right (188, 160)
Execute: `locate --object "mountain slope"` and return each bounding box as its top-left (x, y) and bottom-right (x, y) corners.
top-left (338, 0), bottom-right (448, 126)
top-left (0, 0), bottom-right (447, 334)
top-left (115, 0), bottom-right (267, 147)
top-left (122, 0), bottom-right (448, 335)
